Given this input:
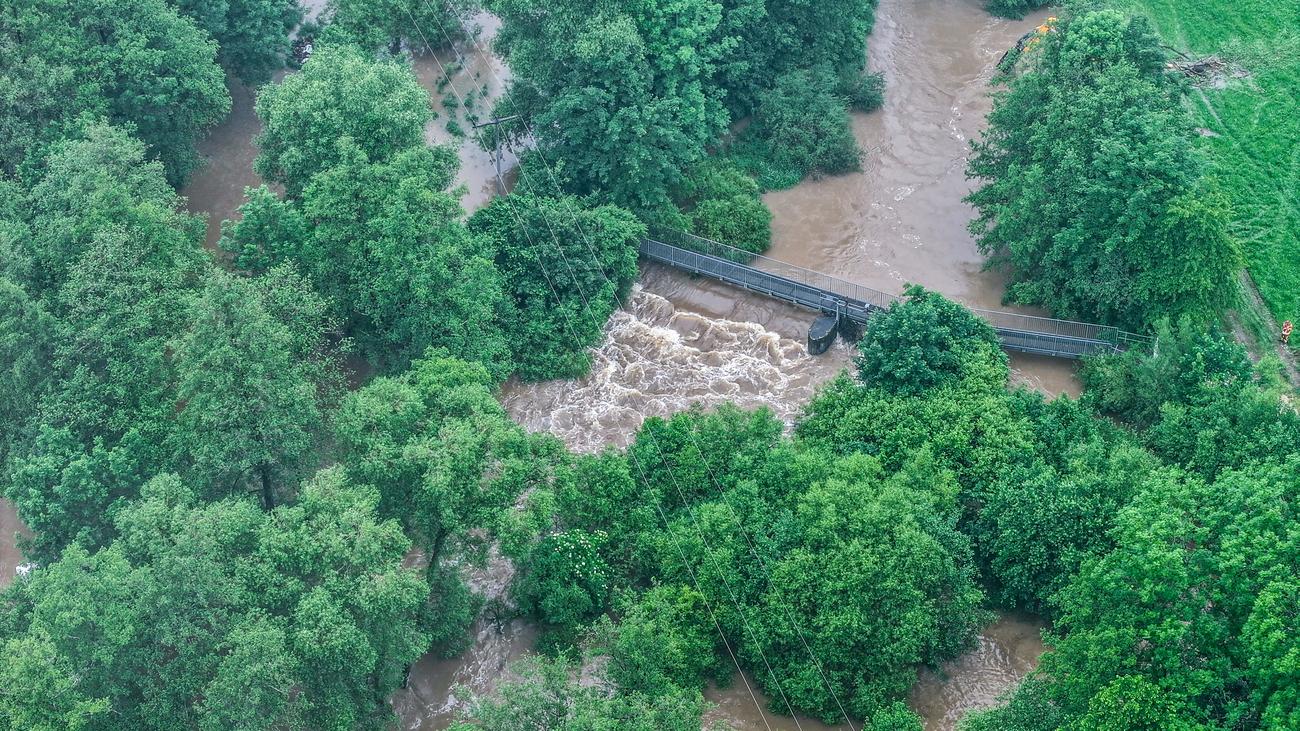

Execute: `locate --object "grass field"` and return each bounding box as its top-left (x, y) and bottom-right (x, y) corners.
top-left (1125, 0), bottom-right (1299, 327)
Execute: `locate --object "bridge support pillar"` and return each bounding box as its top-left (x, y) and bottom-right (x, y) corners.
top-left (808, 314), bottom-right (840, 355)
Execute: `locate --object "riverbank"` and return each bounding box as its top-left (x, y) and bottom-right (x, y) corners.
top-left (175, 2), bottom-right (1058, 727)
top-left (503, 0), bottom-right (1072, 452)
top-left (0, 499), bottom-right (30, 590)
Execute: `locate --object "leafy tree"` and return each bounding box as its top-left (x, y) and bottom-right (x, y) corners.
top-left (743, 67), bottom-right (861, 186)
top-left (601, 585), bottom-right (730, 697)
top-left (253, 43), bottom-right (432, 196)
top-left (334, 352), bottom-right (532, 566)
top-left (0, 470), bottom-right (430, 731)
top-left (219, 185), bottom-right (310, 272)
top-left (0, 280), bottom-right (54, 469)
top-left (334, 352), bottom-right (546, 649)
top-left (868, 702), bottom-right (924, 731)
top-left (551, 452), bottom-right (659, 578)
top-left (979, 457), bottom-right (1300, 729)
top-left (797, 370), bottom-right (1035, 513)
top-left (976, 436), bottom-right (1153, 613)
top-left (0, 0), bottom-right (230, 183)
top-left (3, 128), bottom-right (209, 559)
top-left (715, 0), bottom-right (880, 115)
top-left (966, 9), bottom-right (1241, 328)
top-left (629, 404), bottom-right (784, 511)
top-left (469, 193), bottom-right (643, 380)
top-left (297, 141), bottom-right (511, 372)
top-left (1082, 320), bottom-right (1254, 428)
top-left (679, 159), bottom-right (772, 253)
top-left (741, 455), bottom-right (986, 722)
top-left (1084, 321), bottom-right (1300, 480)
top-left (171, 270), bottom-right (327, 508)
top-left (629, 428), bottom-right (987, 724)
top-left (855, 285), bottom-right (1006, 396)
top-left (172, 0), bottom-right (303, 83)
top-left (512, 529), bottom-right (614, 648)
top-left (959, 677), bottom-right (1062, 731)
top-left (12, 124), bottom-right (201, 300)
top-left (1244, 581), bottom-right (1300, 729)
top-left (321, 0), bottom-right (474, 54)
top-left (492, 0), bottom-right (730, 214)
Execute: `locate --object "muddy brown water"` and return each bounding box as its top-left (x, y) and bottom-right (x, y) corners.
top-left (175, 0), bottom-right (1059, 728)
top-left (181, 12), bottom-right (511, 248)
top-left (705, 615), bottom-right (1045, 731)
top-left (501, 0), bottom-right (1075, 450)
top-left (0, 499), bottom-right (30, 590)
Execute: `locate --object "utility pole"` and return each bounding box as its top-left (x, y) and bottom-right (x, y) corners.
top-left (472, 114), bottom-right (520, 195)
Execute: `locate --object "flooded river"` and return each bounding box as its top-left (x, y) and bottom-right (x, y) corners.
top-left (0, 499), bottom-right (29, 590)
top-left (705, 615), bottom-right (1046, 731)
top-left (501, 0), bottom-right (1074, 450)
top-left (175, 0), bottom-right (1058, 728)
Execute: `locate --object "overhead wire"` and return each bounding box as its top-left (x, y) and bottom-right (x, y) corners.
top-left (397, 7), bottom-right (784, 729)
top-left (414, 6), bottom-right (859, 728)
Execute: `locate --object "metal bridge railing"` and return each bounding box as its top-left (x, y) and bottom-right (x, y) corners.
top-left (644, 228), bottom-right (1152, 350)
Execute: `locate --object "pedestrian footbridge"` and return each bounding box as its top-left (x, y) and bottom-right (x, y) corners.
top-left (639, 231), bottom-right (1150, 359)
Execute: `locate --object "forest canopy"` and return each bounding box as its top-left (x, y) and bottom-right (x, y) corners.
top-left (1, 1), bottom-right (1295, 730)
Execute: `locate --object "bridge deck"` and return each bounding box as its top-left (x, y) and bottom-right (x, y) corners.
top-left (639, 234), bottom-right (1146, 360)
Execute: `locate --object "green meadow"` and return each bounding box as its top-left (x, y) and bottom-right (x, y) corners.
top-left (1130, 0), bottom-right (1300, 325)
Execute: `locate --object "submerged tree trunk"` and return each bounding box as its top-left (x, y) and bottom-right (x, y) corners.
top-left (260, 466), bottom-right (276, 510)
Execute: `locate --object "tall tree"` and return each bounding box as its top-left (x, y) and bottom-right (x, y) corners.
top-left (855, 285), bottom-right (1006, 396)
top-left (966, 9), bottom-right (1241, 328)
top-left (469, 193), bottom-right (643, 380)
top-left (492, 0), bottom-right (730, 214)
top-left (334, 352), bottom-right (549, 652)
top-left (253, 43), bottom-right (432, 196)
top-left (0, 0), bottom-right (230, 183)
top-left (172, 269), bottom-right (328, 508)
top-left (321, 0), bottom-right (475, 54)
top-left (0, 279), bottom-right (54, 470)
top-left (172, 0), bottom-right (303, 84)
top-left (716, 0), bottom-right (881, 115)
top-left (334, 352), bottom-right (535, 567)
top-left (0, 470), bottom-right (431, 731)
top-left (2, 126), bottom-right (209, 559)
top-left (297, 141), bottom-right (511, 372)
top-left (449, 656), bottom-right (711, 731)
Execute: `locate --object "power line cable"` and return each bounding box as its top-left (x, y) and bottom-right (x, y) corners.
top-left (414, 7), bottom-right (858, 728)
top-left (398, 9), bottom-right (785, 728)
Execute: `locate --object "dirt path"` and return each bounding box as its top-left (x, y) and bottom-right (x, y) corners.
top-left (1237, 271), bottom-right (1300, 389)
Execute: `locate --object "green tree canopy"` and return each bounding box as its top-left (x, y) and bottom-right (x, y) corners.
top-left (333, 352), bottom-right (550, 649)
top-left (449, 656), bottom-right (712, 731)
top-left (469, 193), bottom-right (643, 380)
top-left (2, 126), bottom-right (209, 558)
top-left (966, 8), bottom-right (1241, 329)
top-left (297, 141), bottom-right (511, 372)
top-left (320, 0), bottom-right (474, 54)
top-left (743, 66), bottom-right (862, 185)
top-left (0, 470), bottom-right (431, 731)
top-left (649, 451), bottom-right (987, 723)
top-left (171, 269), bottom-right (333, 508)
top-left (492, 0), bottom-right (730, 214)
top-left (334, 351), bottom-right (534, 566)
top-left (855, 285), bottom-right (1006, 395)
top-left (172, 0), bottom-right (302, 83)
top-left (253, 43), bottom-right (433, 196)
top-left (0, 0), bottom-right (230, 183)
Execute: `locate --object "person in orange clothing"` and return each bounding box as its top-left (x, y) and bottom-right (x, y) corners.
top-left (1282, 320), bottom-right (1293, 345)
